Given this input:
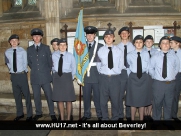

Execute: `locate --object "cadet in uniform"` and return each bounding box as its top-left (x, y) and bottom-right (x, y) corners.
top-left (97, 29), bottom-right (124, 120)
top-left (5, 34), bottom-right (33, 121)
top-left (117, 26), bottom-right (135, 121)
top-left (52, 38), bottom-right (76, 121)
top-left (80, 26), bottom-right (103, 121)
top-left (27, 28), bottom-right (57, 121)
top-left (170, 36), bottom-right (181, 121)
top-left (143, 35), bottom-right (158, 121)
top-left (51, 38), bottom-right (61, 120)
top-left (126, 35), bottom-right (151, 121)
top-left (149, 36), bottom-right (179, 121)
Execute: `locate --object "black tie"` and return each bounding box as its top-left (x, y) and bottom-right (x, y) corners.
top-left (148, 50), bottom-right (151, 58)
top-left (58, 54), bottom-right (63, 77)
top-left (108, 47), bottom-right (113, 69)
top-left (88, 43), bottom-right (91, 51)
top-left (137, 52), bottom-right (142, 79)
top-left (175, 51), bottom-right (177, 54)
top-left (36, 46), bottom-right (39, 52)
top-left (13, 49), bottom-right (17, 72)
top-left (124, 45), bottom-right (127, 67)
top-left (162, 53), bottom-right (167, 79)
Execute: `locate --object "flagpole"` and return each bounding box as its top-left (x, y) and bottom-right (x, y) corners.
top-left (79, 84), bottom-right (82, 119)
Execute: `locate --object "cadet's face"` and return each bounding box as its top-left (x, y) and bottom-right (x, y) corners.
top-left (160, 40), bottom-right (170, 52)
top-left (86, 34), bottom-right (96, 42)
top-left (32, 35), bottom-right (42, 44)
top-left (59, 43), bottom-right (67, 52)
top-left (104, 34), bottom-right (115, 46)
top-left (144, 39), bottom-right (154, 48)
top-left (170, 40), bottom-right (179, 50)
top-left (134, 40), bottom-right (144, 50)
top-left (10, 39), bottom-right (19, 48)
top-left (120, 31), bottom-right (130, 40)
top-left (52, 42), bottom-right (59, 51)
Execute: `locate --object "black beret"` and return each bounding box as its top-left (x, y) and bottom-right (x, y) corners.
top-left (50, 38), bottom-right (59, 45)
top-left (31, 28), bottom-right (43, 36)
top-left (84, 26), bottom-right (98, 34)
top-left (118, 26), bottom-right (129, 35)
top-left (8, 34), bottom-right (19, 42)
top-left (159, 36), bottom-right (170, 46)
top-left (144, 35), bottom-right (154, 42)
top-left (170, 36), bottom-right (181, 43)
top-left (58, 38), bottom-right (67, 45)
top-left (133, 35), bottom-right (144, 44)
top-left (103, 29), bottom-right (115, 37)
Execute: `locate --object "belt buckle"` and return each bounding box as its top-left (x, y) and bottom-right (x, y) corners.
top-left (166, 81), bottom-right (171, 84)
top-left (108, 75), bottom-right (111, 77)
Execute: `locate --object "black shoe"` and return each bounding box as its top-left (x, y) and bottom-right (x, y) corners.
top-left (70, 115), bottom-right (73, 121)
top-left (118, 118), bottom-right (123, 121)
top-left (126, 117), bottom-right (131, 121)
top-left (14, 115), bottom-right (24, 121)
top-left (98, 117), bottom-right (102, 121)
top-left (79, 116), bottom-right (90, 121)
top-left (51, 115), bottom-right (57, 121)
top-left (58, 116), bottom-right (61, 121)
top-left (172, 117), bottom-right (180, 122)
top-left (26, 116), bottom-right (32, 121)
top-left (32, 114), bottom-right (42, 121)
top-left (147, 115), bottom-right (153, 121)
top-left (144, 115), bottom-right (148, 121)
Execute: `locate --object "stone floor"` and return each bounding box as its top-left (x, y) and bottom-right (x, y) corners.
top-left (0, 113), bottom-right (181, 136)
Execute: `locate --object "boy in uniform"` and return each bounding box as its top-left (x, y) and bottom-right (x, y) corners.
top-left (170, 36), bottom-right (181, 121)
top-left (27, 28), bottom-right (57, 121)
top-left (97, 29), bottom-right (124, 120)
top-left (149, 36), bottom-right (179, 121)
top-left (5, 34), bottom-right (33, 121)
top-left (117, 26), bottom-right (135, 121)
top-left (80, 26), bottom-right (103, 121)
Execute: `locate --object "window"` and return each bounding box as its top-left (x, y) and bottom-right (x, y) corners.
top-left (80, 0), bottom-right (108, 1)
top-left (14, 0), bottom-right (22, 6)
top-left (14, 0), bottom-right (36, 6)
top-left (28, 0), bottom-right (36, 5)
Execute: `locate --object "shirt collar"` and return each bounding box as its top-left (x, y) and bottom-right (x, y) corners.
top-left (60, 51), bottom-right (67, 56)
top-left (34, 43), bottom-right (41, 48)
top-left (106, 44), bottom-right (113, 48)
top-left (88, 41), bottom-right (95, 46)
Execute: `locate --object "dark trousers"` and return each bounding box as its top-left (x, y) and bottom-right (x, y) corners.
top-left (32, 83), bottom-right (55, 115)
top-left (119, 69), bottom-right (131, 118)
top-left (99, 74), bottom-right (121, 120)
top-left (152, 80), bottom-right (175, 120)
top-left (172, 73), bottom-right (181, 118)
top-left (11, 73), bottom-right (32, 117)
top-left (82, 83), bottom-right (102, 118)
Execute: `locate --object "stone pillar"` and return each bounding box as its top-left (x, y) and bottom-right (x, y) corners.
top-left (44, 0), bottom-right (60, 47)
top-left (0, 0), bottom-right (2, 17)
top-left (37, 0), bottom-right (45, 17)
top-left (60, 0), bottom-right (73, 18)
top-left (116, 0), bottom-right (127, 13)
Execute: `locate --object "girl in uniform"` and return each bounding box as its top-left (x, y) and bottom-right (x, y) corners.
top-left (143, 35), bottom-right (158, 121)
top-left (126, 35), bottom-right (151, 121)
top-left (52, 38), bottom-right (76, 121)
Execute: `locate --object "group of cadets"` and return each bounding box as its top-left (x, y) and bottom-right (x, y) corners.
top-left (4, 26), bottom-right (181, 122)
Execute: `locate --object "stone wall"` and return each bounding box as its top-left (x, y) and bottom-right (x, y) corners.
top-left (0, 21), bottom-right (46, 94)
top-left (0, 0), bottom-right (181, 95)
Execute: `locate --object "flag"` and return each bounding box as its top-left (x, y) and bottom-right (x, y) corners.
top-left (74, 9), bottom-right (89, 86)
